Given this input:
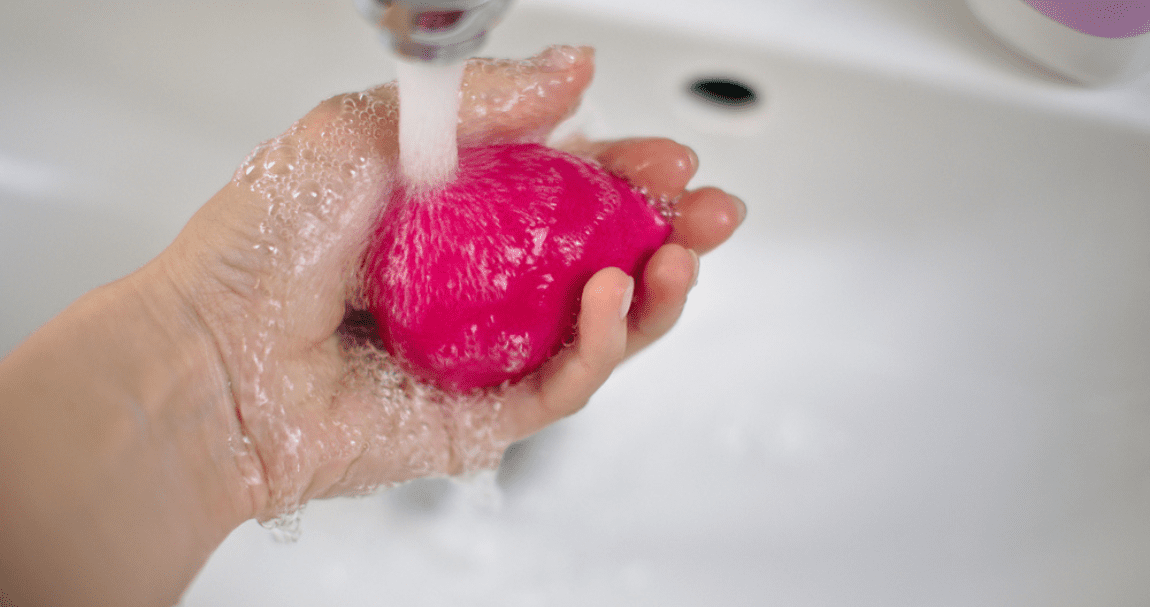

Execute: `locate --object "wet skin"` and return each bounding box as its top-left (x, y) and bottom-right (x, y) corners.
top-left (0, 46), bottom-right (745, 606)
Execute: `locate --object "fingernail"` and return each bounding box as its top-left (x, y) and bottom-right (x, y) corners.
top-left (619, 277), bottom-right (635, 320)
top-left (538, 45), bottom-right (582, 73)
top-left (732, 195), bottom-right (747, 225)
top-left (686, 146), bottom-right (699, 174)
top-left (688, 249), bottom-right (700, 288)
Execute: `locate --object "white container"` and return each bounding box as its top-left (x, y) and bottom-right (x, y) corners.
top-left (966, 0), bottom-right (1150, 84)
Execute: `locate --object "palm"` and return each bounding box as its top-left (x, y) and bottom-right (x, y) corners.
top-left (176, 47), bottom-right (742, 519)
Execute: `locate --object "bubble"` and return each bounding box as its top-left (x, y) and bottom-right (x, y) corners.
top-left (217, 48), bottom-right (611, 522)
top-left (264, 143), bottom-right (298, 176)
top-left (339, 161), bottom-right (359, 182)
top-left (648, 190), bottom-right (679, 221)
top-left (348, 142), bottom-right (374, 168)
top-left (237, 142), bottom-right (269, 185)
top-left (259, 507), bottom-right (304, 543)
top-left (291, 179), bottom-right (323, 206)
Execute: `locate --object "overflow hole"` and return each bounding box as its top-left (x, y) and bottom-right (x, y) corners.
top-left (688, 77), bottom-right (759, 110)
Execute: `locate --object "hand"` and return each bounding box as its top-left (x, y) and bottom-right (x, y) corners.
top-left (158, 46), bottom-right (745, 521)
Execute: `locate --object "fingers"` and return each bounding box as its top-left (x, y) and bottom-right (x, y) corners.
top-left (499, 267), bottom-right (633, 441)
top-left (594, 137), bottom-right (698, 200)
top-left (570, 138), bottom-right (744, 360)
top-left (669, 187), bottom-right (746, 254)
top-left (457, 45), bottom-right (595, 145)
top-left (626, 243), bottom-right (697, 358)
top-left (588, 138), bottom-right (745, 254)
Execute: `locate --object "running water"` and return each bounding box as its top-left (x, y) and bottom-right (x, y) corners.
top-left (227, 55), bottom-right (513, 533)
top-left (396, 60), bottom-right (467, 189)
top-left (225, 50), bottom-right (594, 534)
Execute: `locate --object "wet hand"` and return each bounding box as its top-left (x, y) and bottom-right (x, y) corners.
top-left (160, 46), bottom-right (744, 521)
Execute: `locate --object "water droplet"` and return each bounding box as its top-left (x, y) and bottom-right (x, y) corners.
top-left (239, 144), bottom-right (269, 185)
top-left (349, 142), bottom-right (373, 167)
top-left (340, 161), bottom-right (359, 182)
top-left (260, 508), bottom-right (304, 543)
top-left (292, 180), bottom-right (323, 207)
top-left (264, 144), bottom-right (298, 176)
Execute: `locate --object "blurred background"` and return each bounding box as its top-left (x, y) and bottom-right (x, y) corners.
top-left (3, 1), bottom-right (1150, 606)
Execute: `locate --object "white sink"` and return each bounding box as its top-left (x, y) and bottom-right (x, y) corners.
top-left (3, 1), bottom-right (1150, 605)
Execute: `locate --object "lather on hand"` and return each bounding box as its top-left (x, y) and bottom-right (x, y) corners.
top-left (0, 45), bottom-right (745, 607)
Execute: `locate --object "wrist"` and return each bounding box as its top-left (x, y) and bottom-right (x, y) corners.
top-left (0, 254), bottom-right (261, 605)
top-left (128, 252), bottom-right (267, 528)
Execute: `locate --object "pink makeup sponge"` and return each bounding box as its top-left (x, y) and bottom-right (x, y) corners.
top-left (364, 142), bottom-right (672, 393)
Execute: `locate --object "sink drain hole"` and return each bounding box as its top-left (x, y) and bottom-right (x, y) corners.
top-left (688, 77), bottom-right (759, 109)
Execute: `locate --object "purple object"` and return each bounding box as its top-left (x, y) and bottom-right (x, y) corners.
top-left (1023, 1), bottom-right (1150, 38)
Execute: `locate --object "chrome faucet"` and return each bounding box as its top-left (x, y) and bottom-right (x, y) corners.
top-left (355, 0), bottom-right (513, 63)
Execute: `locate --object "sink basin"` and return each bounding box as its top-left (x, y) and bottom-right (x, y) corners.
top-left (3, 0), bottom-right (1149, 605)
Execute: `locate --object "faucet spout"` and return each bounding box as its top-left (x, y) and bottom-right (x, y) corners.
top-left (355, 0), bottom-right (513, 63)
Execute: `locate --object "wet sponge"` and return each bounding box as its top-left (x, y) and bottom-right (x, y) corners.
top-left (365, 142), bottom-right (672, 393)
